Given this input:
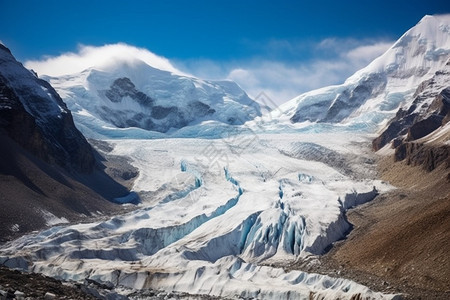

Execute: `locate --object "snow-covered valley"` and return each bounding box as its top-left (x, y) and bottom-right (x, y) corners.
top-left (0, 132), bottom-right (396, 299)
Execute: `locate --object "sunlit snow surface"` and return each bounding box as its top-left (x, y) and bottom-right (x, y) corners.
top-left (0, 131), bottom-right (396, 299)
top-left (277, 14), bottom-right (450, 129)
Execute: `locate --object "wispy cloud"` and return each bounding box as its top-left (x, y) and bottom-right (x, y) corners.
top-left (345, 42), bottom-right (393, 63)
top-left (176, 38), bottom-right (393, 105)
top-left (25, 43), bottom-right (185, 77)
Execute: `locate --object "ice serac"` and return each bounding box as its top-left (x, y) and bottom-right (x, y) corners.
top-left (284, 14), bottom-right (450, 129)
top-left (44, 57), bottom-right (261, 138)
top-left (0, 44), bottom-right (95, 173)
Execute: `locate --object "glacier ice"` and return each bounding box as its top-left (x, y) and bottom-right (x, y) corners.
top-left (0, 133), bottom-right (395, 299)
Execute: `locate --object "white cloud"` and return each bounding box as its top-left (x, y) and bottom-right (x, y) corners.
top-left (345, 42), bottom-right (393, 62)
top-left (25, 43), bottom-right (186, 77)
top-left (182, 38), bottom-right (393, 106)
top-left (227, 60), bottom-right (349, 106)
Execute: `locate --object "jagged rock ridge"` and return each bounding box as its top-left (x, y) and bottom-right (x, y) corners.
top-left (0, 44), bottom-right (94, 173)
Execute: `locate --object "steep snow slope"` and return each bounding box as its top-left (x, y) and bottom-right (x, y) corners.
top-left (277, 14), bottom-right (450, 131)
top-left (43, 57), bottom-right (261, 137)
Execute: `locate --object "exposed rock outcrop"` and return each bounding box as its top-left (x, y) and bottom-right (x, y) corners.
top-left (372, 59), bottom-right (450, 175)
top-left (394, 142), bottom-right (450, 171)
top-left (100, 77), bottom-right (216, 133)
top-left (372, 109), bottom-right (417, 151)
top-left (0, 44), bottom-right (95, 173)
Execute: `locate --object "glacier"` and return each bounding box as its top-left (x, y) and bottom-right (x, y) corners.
top-left (0, 134), bottom-right (395, 299)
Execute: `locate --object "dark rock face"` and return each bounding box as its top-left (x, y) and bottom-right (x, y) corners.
top-left (372, 109), bottom-right (417, 151)
top-left (105, 77), bottom-right (154, 107)
top-left (100, 77), bottom-right (215, 133)
top-left (394, 142), bottom-right (449, 172)
top-left (405, 114), bottom-right (444, 141)
top-left (372, 62), bottom-right (450, 152)
top-left (0, 45), bottom-right (95, 173)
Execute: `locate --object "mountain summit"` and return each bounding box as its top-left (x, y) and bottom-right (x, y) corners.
top-left (280, 14), bottom-right (450, 130)
top-left (41, 49), bottom-right (261, 138)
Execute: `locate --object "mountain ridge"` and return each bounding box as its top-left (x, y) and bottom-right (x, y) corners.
top-left (278, 14), bottom-right (450, 131)
top-left (0, 44), bottom-right (135, 241)
top-left (42, 55), bottom-right (262, 138)
top-left (0, 43), bottom-right (94, 173)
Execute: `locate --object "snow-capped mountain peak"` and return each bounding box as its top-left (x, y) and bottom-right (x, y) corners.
top-left (280, 14), bottom-right (450, 129)
top-left (39, 47), bottom-right (261, 138)
top-left (348, 14), bottom-right (450, 84)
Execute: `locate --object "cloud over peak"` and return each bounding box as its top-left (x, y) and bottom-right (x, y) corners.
top-left (25, 43), bottom-right (185, 77)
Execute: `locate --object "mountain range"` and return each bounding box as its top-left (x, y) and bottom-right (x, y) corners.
top-left (0, 14), bottom-right (449, 300)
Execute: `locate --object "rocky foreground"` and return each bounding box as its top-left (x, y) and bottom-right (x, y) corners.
top-left (0, 266), bottom-right (230, 300)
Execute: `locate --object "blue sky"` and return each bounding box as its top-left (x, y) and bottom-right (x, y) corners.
top-left (1, 0), bottom-right (449, 103)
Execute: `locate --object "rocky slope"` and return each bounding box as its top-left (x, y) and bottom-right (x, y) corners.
top-left (0, 44), bottom-right (94, 173)
top-left (0, 44), bottom-right (134, 241)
